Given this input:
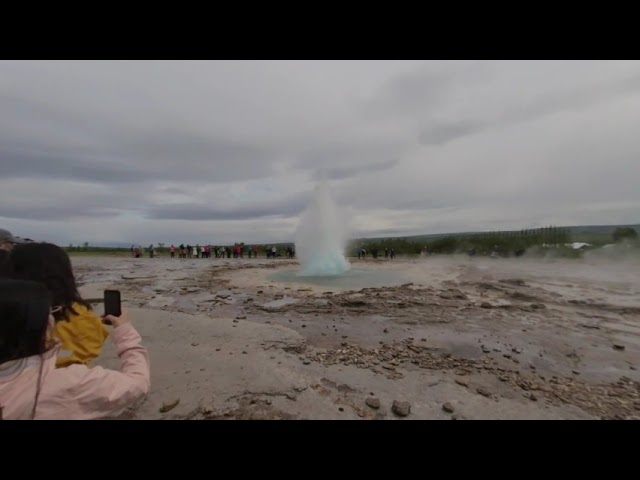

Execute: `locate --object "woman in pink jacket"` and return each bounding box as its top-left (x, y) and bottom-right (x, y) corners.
top-left (0, 279), bottom-right (150, 420)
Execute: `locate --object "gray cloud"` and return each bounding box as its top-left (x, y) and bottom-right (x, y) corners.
top-left (1, 60), bottom-right (639, 245)
top-left (312, 158), bottom-right (400, 181)
top-left (144, 191), bottom-right (311, 221)
top-left (355, 62), bottom-right (488, 118)
top-left (419, 121), bottom-right (483, 146)
top-left (0, 204), bottom-right (122, 221)
top-left (296, 141), bottom-right (406, 181)
top-left (0, 130), bottom-right (278, 185)
top-left (418, 65), bottom-right (640, 146)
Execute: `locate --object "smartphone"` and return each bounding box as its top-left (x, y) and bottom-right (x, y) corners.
top-left (103, 289), bottom-right (122, 318)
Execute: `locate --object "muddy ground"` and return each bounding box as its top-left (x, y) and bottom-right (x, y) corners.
top-left (76, 255), bottom-right (640, 420)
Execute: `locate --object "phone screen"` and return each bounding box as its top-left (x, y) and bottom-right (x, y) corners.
top-left (104, 290), bottom-right (122, 317)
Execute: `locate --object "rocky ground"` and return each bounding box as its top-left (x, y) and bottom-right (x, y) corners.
top-left (76, 255), bottom-right (640, 420)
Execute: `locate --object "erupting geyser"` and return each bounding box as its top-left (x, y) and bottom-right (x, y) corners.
top-left (294, 180), bottom-right (351, 276)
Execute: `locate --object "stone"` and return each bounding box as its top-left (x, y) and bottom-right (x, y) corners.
top-left (159, 399), bottom-right (180, 413)
top-left (122, 274), bottom-right (156, 280)
top-left (366, 397), bottom-right (381, 409)
top-left (383, 328), bottom-right (389, 333)
top-left (147, 296), bottom-right (176, 308)
top-left (442, 402), bottom-right (455, 413)
top-left (455, 378), bottom-right (469, 387)
top-left (480, 302), bottom-right (493, 309)
top-left (173, 298), bottom-right (198, 314)
top-left (303, 360), bottom-right (311, 365)
top-left (191, 342), bottom-right (199, 347)
top-left (476, 387), bottom-right (491, 398)
top-left (613, 344), bottom-right (626, 351)
top-left (392, 401), bottom-right (411, 417)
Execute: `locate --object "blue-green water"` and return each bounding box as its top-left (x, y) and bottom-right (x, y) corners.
top-left (270, 268), bottom-right (407, 289)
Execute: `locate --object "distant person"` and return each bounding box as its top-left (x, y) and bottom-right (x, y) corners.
top-left (272, 246), bottom-right (277, 258)
top-left (10, 243), bottom-right (109, 368)
top-left (384, 248), bottom-right (389, 259)
top-left (390, 248), bottom-right (395, 259)
top-left (0, 229), bottom-right (26, 252)
top-left (170, 245), bottom-right (176, 258)
top-left (254, 245), bottom-right (258, 258)
top-left (248, 248), bottom-right (252, 259)
top-left (130, 245), bottom-right (135, 258)
top-left (0, 278), bottom-right (150, 420)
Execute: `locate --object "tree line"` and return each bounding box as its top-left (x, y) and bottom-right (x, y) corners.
top-left (351, 226), bottom-right (573, 256)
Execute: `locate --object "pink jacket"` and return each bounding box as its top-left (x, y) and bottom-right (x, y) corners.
top-left (0, 323), bottom-right (150, 420)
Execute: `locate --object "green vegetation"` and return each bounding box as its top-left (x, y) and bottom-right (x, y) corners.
top-left (612, 227), bottom-right (638, 243)
top-left (348, 226), bottom-right (573, 257)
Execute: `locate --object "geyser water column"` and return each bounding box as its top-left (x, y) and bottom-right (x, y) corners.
top-left (295, 180), bottom-right (351, 276)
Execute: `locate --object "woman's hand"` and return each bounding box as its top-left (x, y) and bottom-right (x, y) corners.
top-left (103, 309), bottom-right (130, 328)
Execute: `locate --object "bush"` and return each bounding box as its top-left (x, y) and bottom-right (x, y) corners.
top-left (612, 227), bottom-right (638, 243)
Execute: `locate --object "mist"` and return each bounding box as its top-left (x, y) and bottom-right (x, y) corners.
top-left (294, 180), bottom-right (351, 276)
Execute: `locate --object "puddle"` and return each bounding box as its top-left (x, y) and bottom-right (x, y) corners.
top-left (270, 268), bottom-right (408, 290)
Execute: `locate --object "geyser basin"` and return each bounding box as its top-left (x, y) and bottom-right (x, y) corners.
top-left (270, 268), bottom-right (407, 289)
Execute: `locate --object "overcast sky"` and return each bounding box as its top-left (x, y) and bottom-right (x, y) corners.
top-left (1, 60), bottom-right (639, 246)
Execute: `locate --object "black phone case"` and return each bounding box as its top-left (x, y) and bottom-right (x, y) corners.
top-left (104, 290), bottom-right (122, 317)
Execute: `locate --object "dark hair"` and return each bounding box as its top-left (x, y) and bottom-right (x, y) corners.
top-left (0, 250), bottom-right (12, 278)
top-left (9, 243), bottom-right (91, 322)
top-left (0, 278), bottom-right (51, 364)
